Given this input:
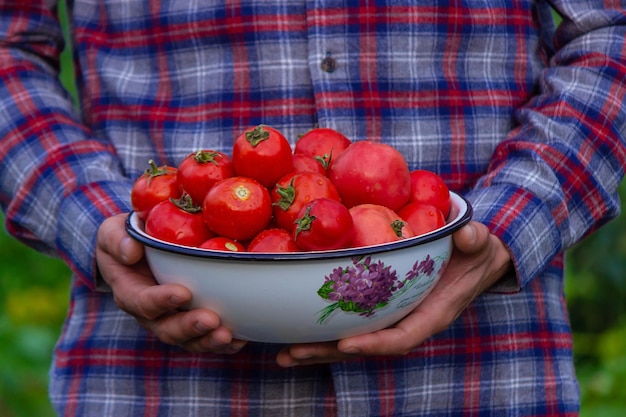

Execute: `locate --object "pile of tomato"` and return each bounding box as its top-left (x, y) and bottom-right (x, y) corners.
top-left (130, 125), bottom-right (451, 253)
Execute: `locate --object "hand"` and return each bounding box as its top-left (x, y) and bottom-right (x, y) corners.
top-left (96, 213), bottom-right (247, 354)
top-left (276, 220), bottom-right (512, 367)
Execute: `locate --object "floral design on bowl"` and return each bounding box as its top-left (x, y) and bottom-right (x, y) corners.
top-left (317, 254), bottom-right (447, 324)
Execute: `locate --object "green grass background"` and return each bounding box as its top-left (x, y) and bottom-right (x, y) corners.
top-left (1, 1), bottom-right (625, 416)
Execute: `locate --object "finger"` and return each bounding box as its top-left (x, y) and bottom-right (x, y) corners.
top-left (139, 308), bottom-right (221, 345)
top-left (179, 329), bottom-right (249, 354)
top-left (276, 342), bottom-right (349, 367)
top-left (97, 213), bottom-right (144, 265)
top-left (140, 309), bottom-right (247, 354)
top-left (120, 279), bottom-right (193, 321)
top-left (452, 221), bottom-right (490, 255)
top-left (453, 221), bottom-right (513, 286)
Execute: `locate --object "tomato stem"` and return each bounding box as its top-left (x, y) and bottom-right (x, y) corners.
top-left (245, 125), bottom-right (270, 147)
top-left (193, 150), bottom-right (220, 164)
top-left (273, 178), bottom-right (296, 211)
top-left (314, 151), bottom-right (332, 170)
top-left (170, 193), bottom-right (202, 213)
top-left (144, 159), bottom-right (171, 185)
top-left (293, 206), bottom-right (316, 241)
top-left (391, 219), bottom-right (407, 237)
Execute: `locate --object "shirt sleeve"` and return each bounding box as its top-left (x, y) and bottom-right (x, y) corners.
top-left (0, 2), bottom-right (131, 290)
top-left (466, 0), bottom-right (626, 291)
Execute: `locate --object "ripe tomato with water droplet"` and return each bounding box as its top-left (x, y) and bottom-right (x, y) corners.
top-left (294, 127), bottom-right (352, 171)
top-left (232, 124), bottom-right (294, 188)
top-left (293, 198), bottom-right (355, 251)
top-left (271, 172), bottom-right (341, 233)
top-left (407, 170), bottom-right (451, 218)
top-left (145, 194), bottom-right (213, 247)
top-left (202, 176), bottom-right (273, 241)
top-left (397, 202), bottom-right (446, 236)
top-left (328, 140), bottom-right (411, 211)
top-left (131, 160), bottom-right (181, 220)
top-left (176, 149), bottom-right (234, 205)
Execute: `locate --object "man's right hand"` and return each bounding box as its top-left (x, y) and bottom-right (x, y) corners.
top-left (96, 213), bottom-right (247, 354)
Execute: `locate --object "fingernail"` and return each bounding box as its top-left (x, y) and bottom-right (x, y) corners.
top-left (225, 343), bottom-right (244, 354)
top-left (341, 345), bottom-right (360, 354)
top-left (120, 237), bottom-right (134, 263)
top-left (195, 321), bottom-right (211, 333)
top-left (464, 222), bottom-right (476, 243)
top-left (169, 294), bottom-right (185, 307)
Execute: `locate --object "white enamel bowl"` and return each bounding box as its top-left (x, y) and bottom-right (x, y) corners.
top-left (126, 191), bottom-right (472, 343)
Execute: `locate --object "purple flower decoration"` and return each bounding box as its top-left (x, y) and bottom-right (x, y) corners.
top-left (318, 256), bottom-right (399, 318)
top-left (317, 253), bottom-right (448, 324)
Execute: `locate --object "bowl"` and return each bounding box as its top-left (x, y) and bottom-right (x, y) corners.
top-left (125, 191), bottom-right (472, 343)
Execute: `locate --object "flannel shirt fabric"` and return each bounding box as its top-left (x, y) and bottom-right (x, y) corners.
top-left (1, 0), bottom-right (625, 415)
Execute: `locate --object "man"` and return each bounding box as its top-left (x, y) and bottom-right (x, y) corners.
top-left (1, 1), bottom-right (624, 415)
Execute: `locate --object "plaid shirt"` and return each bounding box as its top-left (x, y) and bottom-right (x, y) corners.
top-left (1, 0), bottom-right (625, 415)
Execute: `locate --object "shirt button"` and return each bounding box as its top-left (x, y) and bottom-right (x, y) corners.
top-left (320, 55), bottom-right (337, 73)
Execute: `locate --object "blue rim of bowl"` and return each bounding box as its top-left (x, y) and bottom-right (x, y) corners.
top-left (125, 192), bottom-right (472, 261)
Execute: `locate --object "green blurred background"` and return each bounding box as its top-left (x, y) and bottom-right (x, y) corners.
top-left (1, 2), bottom-right (625, 416)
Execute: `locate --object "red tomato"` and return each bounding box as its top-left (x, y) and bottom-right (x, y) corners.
top-left (294, 127), bottom-right (352, 170)
top-left (176, 150), bottom-right (234, 205)
top-left (131, 160), bottom-right (181, 221)
top-left (408, 170), bottom-right (451, 218)
top-left (397, 202), bottom-right (446, 236)
top-left (327, 140), bottom-right (411, 211)
top-left (349, 204), bottom-right (414, 248)
top-left (199, 236), bottom-right (246, 252)
top-left (202, 176), bottom-right (273, 241)
top-left (291, 153), bottom-right (327, 176)
top-left (271, 172), bottom-right (341, 233)
top-left (247, 228), bottom-right (299, 253)
top-left (232, 124), bottom-right (294, 188)
top-left (293, 198), bottom-right (355, 251)
top-left (145, 195), bottom-right (213, 247)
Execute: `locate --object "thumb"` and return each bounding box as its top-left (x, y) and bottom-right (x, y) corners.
top-left (97, 213), bottom-right (144, 265)
top-left (452, 221), bottom-right (490, 255)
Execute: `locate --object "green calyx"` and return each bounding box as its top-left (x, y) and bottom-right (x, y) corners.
top-left (193, 150), bottom-right (220, 164)
top-left (245, 125), bottom-right (270, 147)
top-left (294, 206), bottom-right (316, 241)
top-left (273, 178), bottom-right (296, 211)
top-left (145, 159), bottom-right (171, 185)
top-left (170, 193), bottom-right (202, 213)
top-left (391, 219), bottom-right (407, 237)
top-left (314, 151), bottom-right (333, 170)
